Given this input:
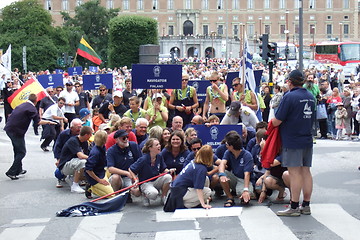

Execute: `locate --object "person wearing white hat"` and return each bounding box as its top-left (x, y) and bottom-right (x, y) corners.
top-left (146, 93), bottom-right (168, 130)
top-left (98, 90), bottom-right (127, 123)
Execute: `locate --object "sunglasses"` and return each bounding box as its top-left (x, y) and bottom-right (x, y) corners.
top-left (47, 91), bottom-right (53, 93)
top-left (99, 89), bottom-right (106, 92)
top-left (75, 86), bottom-right (81, 88)
top-left (121, 136), bottom-right (129, 141)
top-left (192, 147), bottom-right (201, 151)
top-left (209, 80), bottom-right (217, 83)
top-left (182, 79), bottom-right (189, 81)
top-left (232, 83), bottom-right (239, 87)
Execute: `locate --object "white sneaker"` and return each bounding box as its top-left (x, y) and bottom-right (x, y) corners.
top-left (71, 183), bottom-right (85, 193)
top-left (65, 176), bottom-right (73, 186)
top-left (56, 179), bottom-right (63, 188)
top-left (143, 197), bottom-right (150, 207)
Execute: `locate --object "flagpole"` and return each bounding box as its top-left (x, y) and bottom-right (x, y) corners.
top-left (72, 52), bottom-right (78, 68)
top-left (0, 63), bottom-right (24, 85)
top-left (242, 31), bottom-right (246, 94)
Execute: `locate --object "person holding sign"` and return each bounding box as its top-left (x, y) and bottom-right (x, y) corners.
top-left (203, 72), bottom-right (228, 122)
top-left (168, 73), bottom-right (199, 126)
top-left (146, 93), bottom-right (168, 130)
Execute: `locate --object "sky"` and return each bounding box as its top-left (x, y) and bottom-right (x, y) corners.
top-left (0, 0), bottom-right (19, 10)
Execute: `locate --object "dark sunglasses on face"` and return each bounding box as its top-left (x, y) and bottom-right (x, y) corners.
top-left (100, 89), bottom-right (106, 92)
top-left (192, 147), bottom-right (201, 151)
top-left (121, 136), bottom-right (129, 141)
top-left (210, 80), bottom-right (217, 83)
top-left (182, 79), bottom-right (189, 81)
top-left (232, 83), bottom-right (239, 87)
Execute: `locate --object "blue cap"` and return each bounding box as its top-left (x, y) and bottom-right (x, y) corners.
top-left (79, 108), bottom-right (90, 119)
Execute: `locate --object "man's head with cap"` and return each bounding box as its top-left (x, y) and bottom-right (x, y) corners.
top-left (113, 91), bottom-right (123, 105)
top-left (114, 129), bottom-right (129, 148)
top-left (288, 69), bottom-right (304, 87)
top-left (228, 101), bottom-right (241, 116)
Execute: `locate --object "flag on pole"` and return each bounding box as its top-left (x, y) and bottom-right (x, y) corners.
top-left (1, 44), bottom-right (11, 70)
top-left (7, 78), bottom-right (47, 109)
top-left (76, 37), bottom-right (102, 65)
top-left (239, 33), bottom-right (256, 93)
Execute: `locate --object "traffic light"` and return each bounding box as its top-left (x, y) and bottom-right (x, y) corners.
top-left (259, 34), bottom-right (269, 61)
top-left (267, 42), bottom-right (278, 61)
top-left (68, 56), bottom-right (74, 66)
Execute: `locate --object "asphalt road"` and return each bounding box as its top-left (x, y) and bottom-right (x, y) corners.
top-left (0, 107), bottom-right (359, 240)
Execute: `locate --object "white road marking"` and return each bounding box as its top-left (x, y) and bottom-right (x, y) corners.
top-left (172, 207), bottom-right (242, 219)
top-left (239, 206), bottom-right (298, 240)
top-left (311, 204), bottom-right (360, 240)
top-left (155, 230), bottom-right (201, 240)
top-left (0, 226), bottom-right (45, 240)
top-left (71, 213), bottom-right (123, 240)
top-left (11, 218), bottom-right (51, 224)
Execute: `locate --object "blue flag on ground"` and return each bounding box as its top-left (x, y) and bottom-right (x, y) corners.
top-left (56, 192), bottom-right (128, 217)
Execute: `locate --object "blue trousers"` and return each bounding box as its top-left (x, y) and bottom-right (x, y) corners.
top-left (6, 131), bottom-right (26, 175)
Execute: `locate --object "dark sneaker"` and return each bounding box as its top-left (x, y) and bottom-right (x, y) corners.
top-left (41, 147), bottom-right (49, 152)
top-left (300, 205), bottom-right (311, 215)
top-left (5, 173), bottom-right (19, 180)
top-left (126, 195), bottom-right (133, 203)
top-left (19, 170), bottom-right (27, 175)
top-left (85, 184), bottom-right (92, 199)
top-left (276, 207), bottom-right (301, 217)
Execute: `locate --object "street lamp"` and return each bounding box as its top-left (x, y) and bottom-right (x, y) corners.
top-left (311, 26), bottom-right (315, 60)
top-left (258, 17), bottom-right (262, 35)
top-left (339, 22), bottom-right (343, 42)
top-left (285, 10), bottom-right (289, 63)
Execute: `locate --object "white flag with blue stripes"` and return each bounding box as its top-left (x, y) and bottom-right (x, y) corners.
top-left (239, 33), bottom-right (256, 93)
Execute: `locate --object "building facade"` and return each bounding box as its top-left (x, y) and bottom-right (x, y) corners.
top-left (43, 0), bottom-right (360, 58)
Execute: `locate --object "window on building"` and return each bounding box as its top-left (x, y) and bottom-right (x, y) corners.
top-left (295, 24), bottom-right (299, 34)
top-left (326, 0), bottom-right (332, 8)
top-left (62, 0), bottom-right (68, 11)
top-left (46, 0), bottom-right (51, 10)
top-left (294, 0), bottom-right (300, 8)
top-left (218, 0), bottom-right (224, 9)
top-left (168, 25), bottom-right (174, 35)
top-left (248, 24), bottom-right (254, 36)
top-left (107, 0), bottom-right (114, 9)
top-left (265, 25), bottom-right (270, 34)
top-left (343, 24), bottom-right (349, 35)
top-left (279, 0), bottom-right (285, 9)
top-left (248, 0), bottom-right (254, 9)
top-left (185, 0), bottom-right (192, 9)
top-left (344, 16), bottom-right (349, 20)
top-left (327, 15), bottom-right (332, 20)
top-left (153, 0), bottom-right (158, 10)
top-left (168, 0), bottom-right (174, 9)
top-left (264, 0), bottom-right (270, 9)
top-left (280, 24), bottom-right (285, 34)
top-left (310, 24), bottom-right (315, 34)
top-left (343, 0), bottom-right (349, 9)
top-left (309, 0), bottom-right (316, 8)
top-left (233, 0), bottom-right (239, 9)
top-left (233, 25), bottom-right (239, 36)
top-left (326, 24), bottom-right (332, 35)
top-left (218, 25), bottom-right (224, 35)
top-left (76, 0), bottom-right (83, 7)
top-left (123, 0), bottom-right (129, 10)
top-left (138, 0), bottom-right (144, 10)
top-left (202, 0), bottom-right (209, 9)
top-left (203, 25), bottom-right (209, 35)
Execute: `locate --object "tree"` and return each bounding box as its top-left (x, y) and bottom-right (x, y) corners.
top-left (61, 0), bottom-right (119, 66)
top-left (108, 15), bottom-right (158, 68)
top-left (0, 0), bottom-right (69, 72)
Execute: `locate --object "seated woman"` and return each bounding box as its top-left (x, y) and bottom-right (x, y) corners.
top-left (129, 138), bottom-right (174, 207)
top-left (160, 130), bottom-right (190, 175)
top-left (145, 93), bottom-right (168, 131)
top-left (164, 145), bottom-right (213, 212)
top-left (85, 130), bottom-right (115, 199)
top-left (184, 127), bottom-right (198, 149)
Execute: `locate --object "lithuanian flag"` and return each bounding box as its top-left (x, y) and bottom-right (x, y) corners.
top-left (76, 37), bottom-right (102, 65)
top-left (8, 78), bottom-right (47, 109)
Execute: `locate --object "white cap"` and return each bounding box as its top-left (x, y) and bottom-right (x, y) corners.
top-left (113, 91), bottom-right (123, 98)
top-left (152, 93), bottom-right (162, 100)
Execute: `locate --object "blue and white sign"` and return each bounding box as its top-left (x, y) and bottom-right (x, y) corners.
top-left (192, 125), bottom-right (243, 150)
top-left (82, 74), bottom-right (113, 90)
top-left (188, 79), bottom-right (209, 103)
top-left (68, 66), bottom-right (83, 76)
top-left (55, 69), bottom-right (64, 74)
top-left (38, 74), bottom-right (64, 88)
top-left (89, 66), bottom-right (98, 73)
top-left (131, 64), bottom-right (182, 89)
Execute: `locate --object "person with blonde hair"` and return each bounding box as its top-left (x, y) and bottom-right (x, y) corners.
top-left (164, 145), bottom-right (213, 212)
top-left (85, 130), bottom-right (115, 199)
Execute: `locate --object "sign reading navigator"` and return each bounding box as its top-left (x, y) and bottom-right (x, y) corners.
top-left (131, 64), bottom-right (182, 89)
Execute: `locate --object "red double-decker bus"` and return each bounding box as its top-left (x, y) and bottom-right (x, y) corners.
top-left (315, 41), bottom-right (360, 66)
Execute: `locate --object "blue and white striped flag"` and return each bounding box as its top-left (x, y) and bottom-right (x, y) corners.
top-left (239, 32), bottom-right (256, 93)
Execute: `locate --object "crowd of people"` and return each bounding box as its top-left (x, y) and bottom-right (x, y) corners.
top-left (2, 60), bottom-right (360, 215)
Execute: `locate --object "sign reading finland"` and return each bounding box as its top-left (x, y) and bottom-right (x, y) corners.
top-left (192, 125), bottom-right (243, 150)
top-left (38, 74), bottom-right (64, 88)
top-left (68, 66), bottom-right (83, 76)
top-left (188, 79), bottom-right (209, 103)
top-left (131, 64), bottom-right (182, 89)
top-left (82, 74), bottom-right (113, 90)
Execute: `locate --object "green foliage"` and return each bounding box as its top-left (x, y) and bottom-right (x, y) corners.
top-left (62, 0), bottom-right (119, 66)
top-left (0, 0), bottom-right (69, 71)
top-left (108, 15), bottom-right (158, 68)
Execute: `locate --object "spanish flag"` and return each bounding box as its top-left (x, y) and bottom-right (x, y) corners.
top-left (8, 78), bottom-right (47, 109)
top-left (76, 37), bottom-right (102, 65)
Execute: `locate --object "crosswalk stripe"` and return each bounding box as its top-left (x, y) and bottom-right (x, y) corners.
top-left (239, 206), bottom-right (298, 240)
top-left (71, 212), bottom-right (123, 240)
top-left (155, 230), bottom-right (201, 240)
top-left (311, 204), bottom-right (360, 240)
top-left (12, 218), bottom-right (50, 224)
top-left (0, 226), bottom-right (45, 240)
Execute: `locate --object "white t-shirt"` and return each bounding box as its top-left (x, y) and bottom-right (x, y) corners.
top-left (220, 105), bottom-right (259, 128)
top-left (42, 104), bottom-right (65, 123)
top-left (59, 90), bottom-right (79, 114)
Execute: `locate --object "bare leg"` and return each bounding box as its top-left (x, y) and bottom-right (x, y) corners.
top-left (287, 167), bottom-right (303, 203)
top-left (73, 168), bottom-right (84, 183)
top-left (301, 167), bottom-right (313, 202)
